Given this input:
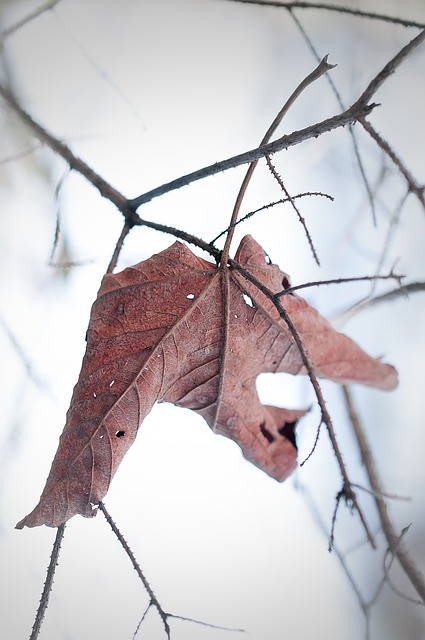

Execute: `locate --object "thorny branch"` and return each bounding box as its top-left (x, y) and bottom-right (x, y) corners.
top-left (29, 524), bottom-right (66, 640)
top-left (98, 502), bottom-right (172, 639)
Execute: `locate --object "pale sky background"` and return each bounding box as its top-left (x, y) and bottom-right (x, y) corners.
top-left (1, 1), bottom-right (425, 639)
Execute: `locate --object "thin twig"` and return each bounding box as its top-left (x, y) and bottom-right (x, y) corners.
top-left (288, 9), bottom-right (377, 223)
top-left (49, 168), bottom-right (71, 265)
top-left (107, 221), bottom-right (133, 273)
top-left (220, 55), bottom-right (334, 267)
top-left (211, 191), bottom-right (333, 245)
top-left (129, 103), bottom-right (374, 209)
top-left (29, 523), bottom-right (66, 640)
top-left (130, 28), bottom-right (425, 209)
top-left (299, 483), bottom-right (370, 621)
top-left (0, 83), bottom-right (132, 215)
top-left (334, 281), bottom-right (425, 326)
top-left (342, 386), bottom-right (425, 602)
top-left (0, 0), bottom-right (63, 43)
top-left (0, 316), bottom-right (48, 390)
top-left (227, 1), bottom-right (425, 30)
top-left (299, 419), bottom-right (322, 466)
top-left (277, 271), bottom-right (404, 297)
top-left (98, 502), bottom-right (171, 638)
top-left (360, 119), bottom-right (425, 208)
top-left (265, 154), bottom-right (320, 264)
top-left (351, 483), bottom-right (411, 502)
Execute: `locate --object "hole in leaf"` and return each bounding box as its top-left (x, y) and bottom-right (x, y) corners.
top-left (259, 422), bottom-right (275, 443)
top-left (242, 293), bottom-right (254, 307)
top-left (115, 430), bottom-right (125, 438)
top-left (278, 421), bottom-right (297, 449)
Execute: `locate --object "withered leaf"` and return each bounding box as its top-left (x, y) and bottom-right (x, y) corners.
top-left (17, 235), bottom-right (397, 528)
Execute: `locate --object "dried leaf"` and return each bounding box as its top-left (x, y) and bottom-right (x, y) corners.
top-left (17, 235), bottom-right (397, 528)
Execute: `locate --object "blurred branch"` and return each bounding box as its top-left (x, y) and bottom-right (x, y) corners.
top-left (0, 0), bottom-right (63, 44)
top-left (227, 1), bottom-right (425, 30)
top-left (334, 281), bottom-right (425, 325)
top-left (359, 119), bottom-right (425, 209)
top-left (342, 386), bottom-right (425, 603)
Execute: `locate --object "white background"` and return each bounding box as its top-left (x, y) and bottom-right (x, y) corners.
top-left (1, 1), bottom-right (425, 639)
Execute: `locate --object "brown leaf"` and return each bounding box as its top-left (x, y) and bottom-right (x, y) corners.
top-left (16, 235), bottom-right (397, 528)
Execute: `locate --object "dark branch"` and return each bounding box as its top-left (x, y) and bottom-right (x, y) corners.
top-left (29, 524), bottom-right (66, 640)
top-left (129, 103), bottom-right (374, 209)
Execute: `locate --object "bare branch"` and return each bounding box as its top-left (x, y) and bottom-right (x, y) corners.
top-left (334, 281), bottom-right (425, 325)
top-left (278, 271), bottom-right (404, 297)
top-left (227, 1), bottom-right (425, 30)
top-left (265, 154), bottom-right (320, 264)
top-left (220, 55), bottom-right (334, 266)
top-left (98, 502), bottom-right (171, 639)
top-left (360, 119), bottom-right (425, 208)
top-left (342, 386), bottom-right (425, 603)
top-left (130, 102), bottom-right (374, 210)
top-left (0, 0), bottom-right (63, 44)
top-left (130, 28), bottom-right (425, 209)
top-left (211, 191), bottom-right (333, 245)
top-left (287, 9), bottom-right (377, 223)
top-left (29, 524), bottom-right (66, 640)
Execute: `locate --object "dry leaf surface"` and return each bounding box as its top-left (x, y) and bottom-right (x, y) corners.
top-left (17, 235), bottom-right (397, 528)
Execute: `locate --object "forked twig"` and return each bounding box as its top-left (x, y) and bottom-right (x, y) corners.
top-left (219, 55), bottom-right (335, 266)
top-left (99, 502), bottom-right (245, 639)
top-left (98, 502), bottom-right (171, 639)
top-left (287, 9), bottom-right (377, 223)
top-left (29, 523), bottom-right (66, 640)
top-left (264, 154), bottom-right (320, 264)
